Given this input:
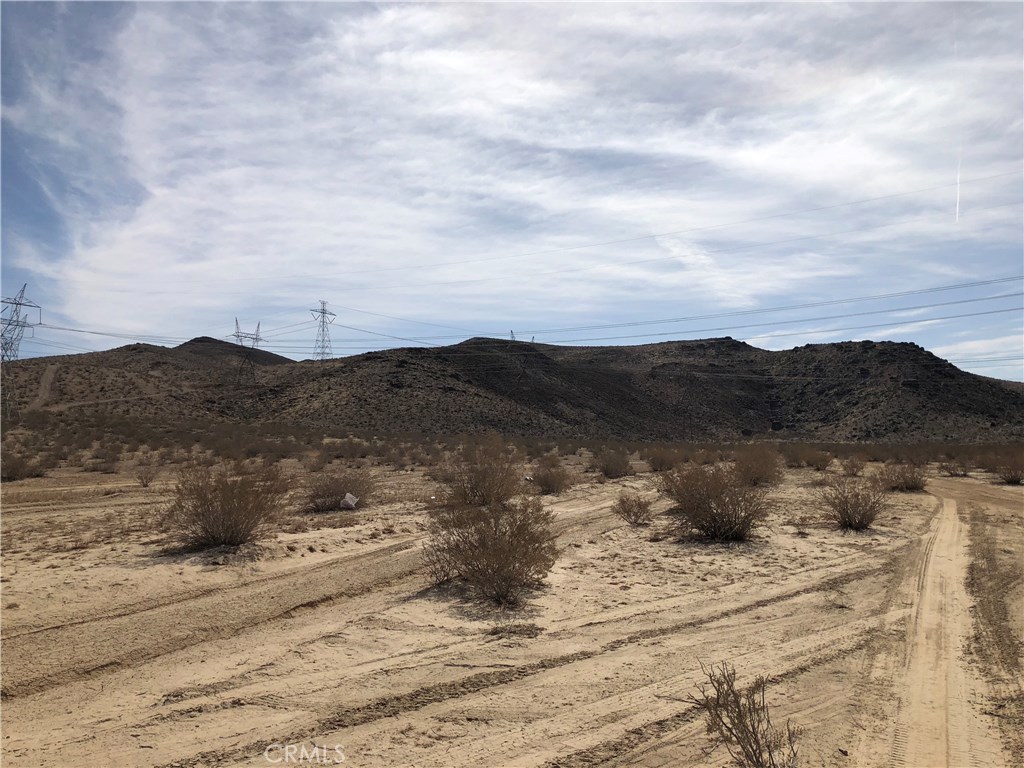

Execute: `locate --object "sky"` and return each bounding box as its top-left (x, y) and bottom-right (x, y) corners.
top-left (2, 2), bottom-right (1022, 379)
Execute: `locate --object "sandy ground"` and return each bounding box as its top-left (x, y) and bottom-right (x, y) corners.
top-left (1, 464), bottom-right (1021, 768)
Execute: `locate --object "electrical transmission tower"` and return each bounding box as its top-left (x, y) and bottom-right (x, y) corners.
top-left (232, 318), bottom-right (263, 385)
top-left (1, 284), bottom-right (41, 419)
top-left (310, 300), bottom-right (336, 361)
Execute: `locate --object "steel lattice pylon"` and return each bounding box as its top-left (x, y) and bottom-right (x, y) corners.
top-left (1, 284), bottom-right (41, 418)
top-left (310, 300), bottom-right (336, 361)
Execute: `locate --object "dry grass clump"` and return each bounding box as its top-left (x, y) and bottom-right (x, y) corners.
top-left (167, 463), bottom-right (291, 549)
top-left (594, 448), bottom-right (634, 479)
top-left (688, 661), bottom-right (800, 768)
top-left (531, 454), bottom-right (574, 495)
top-left (876, 462), bottom-right (928, 492)
top-left (660, 465), bottom-right (773, 541)
top-left (840, 456), bottom-right (866, 477)
top-left (612, 492), bottom-right (655, 526)
top-left (424, 498), bottom-right (558, 605)
top-left (818, 476), bottom-right (889, 530)
top-left (303, 470), bottom-right (377, 512)
top-left (732, 444), bottom-right (783, 488)
top-left (438, 436), bottom-right (524, 507)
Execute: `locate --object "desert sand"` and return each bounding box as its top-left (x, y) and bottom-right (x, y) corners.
top-left (2, 464), bottom-right (1021, 767)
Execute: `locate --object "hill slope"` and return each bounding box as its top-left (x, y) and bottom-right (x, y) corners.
top-left (7, 336), bottom-right (1022, 441)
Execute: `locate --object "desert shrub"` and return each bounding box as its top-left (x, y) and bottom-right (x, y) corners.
top-left (818, 477), bottom-right (889, 530)
top-left (877, 462), bottom-right (927, 492)
top-left (134, 463), bottom-right (159, 488)
top-left (424, 497), bottom-right (558, 605)
top-left (0, 452), bottom-right (45, 482)
top-left (938, 457), bottom-right (971, 477)
top-left (301, 449), bottom-right (330, 473)
top-left (732, 444), bottom-right (783, 488)
top-left (840, 456), bottom-right (866, 477)
top-left (439, 436), bottom-right (523, 507)
top-left (805, 450), bottom-right (832, 471)
top-left (532, 454), bottom-right (573, 495)
top-left (780, 443), bottom-right (828, 470)
top-left (688, 661), bottom-right (800, 768)
top-left (303, 470), bottom-right (377, 512)
top-left (594, 448), bottom-right (633, 479)
top-left (642, 445), bottom-right (687, 472)
top-left (166, 463), bottom-right (291, 549)
top-left (994, 452), bottom-right (1024, 485)
top-left (612, 492), bottom-right (654, 526)
top-left (660, 465), bottom-right (773, 541)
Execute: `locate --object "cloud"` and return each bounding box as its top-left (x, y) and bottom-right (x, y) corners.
top-left (1, 2), bottom-right (1021, 369)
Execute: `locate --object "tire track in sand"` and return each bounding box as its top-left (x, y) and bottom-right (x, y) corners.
top-left (888, 496), bottom-right (1006, 768)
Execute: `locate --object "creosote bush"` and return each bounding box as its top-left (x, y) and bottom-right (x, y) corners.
top-left (840, 456), bottom-right (866, 477)
top-left (876, 462), bottom-right (927, 492)
top-left (642, 445), bottom-right (688, 472)
top-left (438, 436), bottom-right (524, 507)
top-left (594, 448), bottom-right (633, 479)
top-left (134, 463), bottom-right (159, 488)
top-left (818, 476), bottom-right (889, 530)
top-left (425, 438), bottom-right (558, 605)
top-left (660, 465), bottom-right (773, 541)
top-left (612, 492), bottom-right (654, 526)
top-left (532, 454), bottom-right (573, 495)
top-left (938, 457), bottom-right (971, 478)
top-left (424, 498), bottom-right (558, 605)
top-left (989, 449), bottom-right (1024, 485)
top-left (732, 444), bottom-right (783, 487)
top-left (167, 463), bottom-right (291, 549)
top-left (688, 661), bottom-right (800, 768)
top-left (303, 470), bottom-right (377, 512)
top-left (1, 452), bottom-right (45, 482)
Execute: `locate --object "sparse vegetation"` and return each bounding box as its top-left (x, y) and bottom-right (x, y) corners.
top-left (988, 448), bottom-right (1024, 485)
top-left (612, 491), bottom-right (655, 526)
top-left (840, 456), bottom-right (866, 477)
top-left (166, 463), bottom-right (291, 549)
top-left (688, 661), bottom-right (801, 768)
top-left (939, 457), bottom-right (972, 477)
top-left (877, 462), bottom-right (928, 492)
top-left (424, 497), bottom-right (558, 605)
top-left (660, 464), bottom-right (773, 541)
top-left (303, 470), bottom-right (377, 513)
top-left (732, 444), bottom-right (783, 487)
top-left (818, 476), bottom-right (889, 530)
top-left (642, 445), bottom-right (688, 472)
top-left (134, 463), bottom-right (159, 488)
top-left (437, 436), bottom-right (523, 507)
top-left (531, 454), bottom-right (573, 495)
top-left (1, 452), bottom-right (45, 482)
top-left (594, 448), bottom-right (633, 479)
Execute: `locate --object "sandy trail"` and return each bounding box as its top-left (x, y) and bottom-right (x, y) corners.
top-left (27, 362), bottom-right (59, 410)
top-left (889, 496), bottom-right (1004, 768)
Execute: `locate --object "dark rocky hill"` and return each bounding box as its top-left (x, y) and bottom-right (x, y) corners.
top-left (7, 336), bottom-right (1022, 441)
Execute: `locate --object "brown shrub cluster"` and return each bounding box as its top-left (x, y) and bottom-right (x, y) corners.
top-left (303, 470), bottom-right (377, 513)
top-left (593, 448), bottom-right (634, 479)
top-left (425, 437), bottom-right (558, 605)
top-left (659, 464), bottom-right (773, 541)
top-left (876, 462), bottom-right (928, 492)
top-left (732, 444), bottom-right (783, 487)
top-left (166, 463), bottom-right (291, 548)
top-left (612, 492), bottom-right (655, 526)
top-left (531, 454), bottom-right (574, 495)
top-left (818, 476), bottom-right (889, 530)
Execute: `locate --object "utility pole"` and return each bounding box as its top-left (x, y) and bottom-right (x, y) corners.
top-left (232, 318), bottom-right (263, 385)
top-left (1, 284), bottom-right (41, 419)
top-left (310, 300), bottom-right (335, 361)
